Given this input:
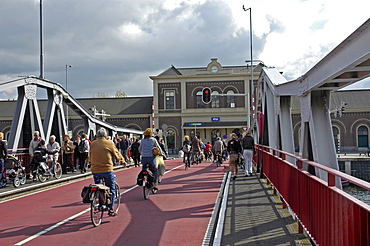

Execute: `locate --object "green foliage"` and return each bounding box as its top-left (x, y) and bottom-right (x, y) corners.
top-left (93, 90), bottom-right (127, 98)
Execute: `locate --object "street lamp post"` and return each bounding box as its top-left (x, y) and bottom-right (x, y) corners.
top-left (65, 64), bottom-right (72, 131)
top-left (39, 0), bottom-right (44, 79)
top-left (243, 6), bottom-right (254, 128)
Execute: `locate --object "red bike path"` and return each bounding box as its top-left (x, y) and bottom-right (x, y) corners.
top-left (0, 159), bottom-right (225, 246)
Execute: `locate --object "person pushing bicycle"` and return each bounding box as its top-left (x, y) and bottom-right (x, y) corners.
top-left (88, 128), bottom-right (125, 216)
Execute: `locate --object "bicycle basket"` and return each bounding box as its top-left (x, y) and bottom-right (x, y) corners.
top-left (81, 184), bottom-right (112, 205)
top-left (81, 186), bottom-right (91, 203)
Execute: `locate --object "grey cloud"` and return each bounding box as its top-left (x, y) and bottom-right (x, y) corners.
top-left (0, 0), bottom-right (266, 98)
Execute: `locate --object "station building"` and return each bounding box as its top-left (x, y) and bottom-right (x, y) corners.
top-left (150, 58), bottom-right (263, 149)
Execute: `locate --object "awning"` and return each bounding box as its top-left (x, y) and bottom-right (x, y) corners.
top-left (182, 121), bottom-right (248, 129)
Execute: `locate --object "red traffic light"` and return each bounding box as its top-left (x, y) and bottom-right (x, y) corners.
top-left (202, 87), bottom-right (212, 104)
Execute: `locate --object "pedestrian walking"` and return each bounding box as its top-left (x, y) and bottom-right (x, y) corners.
top-left (120, 135), bottom-right (130, 163)
top-left (61, 134), bottom-right (75, 173)
top-left (78, 133), bottom-right (90, 173)
top-left (73, 135), bottom-right (81, 171)
top-left (0, 132), bottom-right (7, 188)
top-left (130, 136), bottom-right (141, 167)
top-left (227, 133), bottom-right (242, 180)
top-left (242, 130), bottom-right (255, 176)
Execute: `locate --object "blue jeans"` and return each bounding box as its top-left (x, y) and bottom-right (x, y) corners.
top-left (141, 156), bottom-right (157, 184)
top-left (92, 172), bottom-right (116, 210)
top-left (0, 158), bottom-right (4, 187)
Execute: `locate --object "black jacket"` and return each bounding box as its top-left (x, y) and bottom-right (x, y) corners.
top-left (0, 140), bottom-right (7, 159)
top-left (242, 136), bottom-right (255, 150)
top-left (227, 139), bottom-right (242, 154)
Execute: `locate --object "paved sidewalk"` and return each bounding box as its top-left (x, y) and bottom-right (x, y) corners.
top-left (221, 171), bottom-right (312, 246)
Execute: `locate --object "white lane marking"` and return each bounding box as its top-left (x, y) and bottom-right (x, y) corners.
top-left (14, 209), bottom-right (89, 246)
top-left (13, 163), bottom-right (183, 245)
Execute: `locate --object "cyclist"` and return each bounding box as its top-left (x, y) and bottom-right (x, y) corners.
top-left (88, 128), bottom-right (125, 216)
top-left (30, 140), bottom-right (58, 180)
top-left (213, 137), bottom-right (224, 163)
top-left (139, 128), bottom-right (160, 191)
top-left (204, 141), bottom-right (212, 161)
top-left (182, 135), bottom-right (191, 165)
top-left (227, 133), bottom-right (242, 180)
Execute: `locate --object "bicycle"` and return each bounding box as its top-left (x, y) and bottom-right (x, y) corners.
top-left (191, 150), bottom-right (201, 165)
top-left (214, 151), bottom-right (222, 167)
top-left (184, 152), bottom-right (191, 170)
top-left (90, 175), bottom-right (121, 227)
top-left (204, 150), bottom-right (213, 162)
top-left (32, 155), bottom-right (62, 183)
top-left (141, 163), bottom-right (158, 200)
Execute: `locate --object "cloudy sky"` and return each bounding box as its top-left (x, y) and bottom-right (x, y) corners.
top-left (0, 0), bottom-right (369, 99)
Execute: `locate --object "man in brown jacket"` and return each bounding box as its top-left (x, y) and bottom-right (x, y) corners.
top-left (61, 134), bottom-right (75, 173)
top-left (88, 128), bottom-right (124, 216)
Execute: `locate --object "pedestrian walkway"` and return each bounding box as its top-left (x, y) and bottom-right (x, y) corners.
top-left (221, 171), bottom-right (312, 246)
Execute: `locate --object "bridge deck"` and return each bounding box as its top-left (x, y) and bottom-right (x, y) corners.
top-left (0, 158), bottom-right (312, 245)
top-left (221, 171), bottom-right (312, 246)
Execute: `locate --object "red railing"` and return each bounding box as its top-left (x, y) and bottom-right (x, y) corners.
top-left (254, 144), bottom-right (370, 246)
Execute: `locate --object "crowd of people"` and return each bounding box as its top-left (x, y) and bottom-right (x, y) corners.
top-left (26, 129), bottom-right (168, 179)
top-left (1, 128), bottom-right (254, 195)
top-left (180, 130), bottom-right (255, 180)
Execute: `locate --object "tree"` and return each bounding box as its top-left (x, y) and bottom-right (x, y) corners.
top-left (115, 89), bottom-right (127, 98)
top-left (93, 92), bottom-right (109, 98)
top-left (93, 90), bottom-right (127, 98)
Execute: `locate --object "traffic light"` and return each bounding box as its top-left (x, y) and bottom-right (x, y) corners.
top-left (202, 87), bottom-right (212, 104)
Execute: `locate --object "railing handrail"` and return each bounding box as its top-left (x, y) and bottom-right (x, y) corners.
top-left (255, 144), bottom-right (370, 246)
top-left (257, 144), bottom-right (370, 191)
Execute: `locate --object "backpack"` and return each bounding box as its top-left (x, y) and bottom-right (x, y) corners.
top-left (78, 139), bottom-right (88, 153)
top-left (183, 143), bottom-right (191, 153)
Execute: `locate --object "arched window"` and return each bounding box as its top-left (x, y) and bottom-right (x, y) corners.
top-left (358, 125), bottom-right (368, 147)
top-left (211, 91), bottom-right (220, 108)
top-left (196, 91), bottom-right (203, 108)
top-left (211, 129), bottom-right (220, 144)
top-left (226, 90), bottom-right (235, 108)
top-left (190, 129), bottom-right (200, 139)
top-left (232, 128), bottom-right (242, 138)
top-left (166, 129), bottom-right (175, 149)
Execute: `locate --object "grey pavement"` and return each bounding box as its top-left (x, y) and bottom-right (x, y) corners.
top-left (221, 171), bottom-right (312, 246)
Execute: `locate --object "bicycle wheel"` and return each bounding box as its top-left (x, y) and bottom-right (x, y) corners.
top-left (53, 163), bottom-right (62, 179)
top-left (38, 171), bottom-right (47, 183)
top-left (90, 192), bottom-right (103, 227)
top-left (113, 182), bottom-right (121, 213)
top-left (185, 155), bottom-right (188, 170)
top-left (143, 183), bottom-right (150, 200)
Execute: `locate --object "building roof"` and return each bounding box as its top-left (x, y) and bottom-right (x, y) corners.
top-left (0, 96), bottom-right (153, 118)
top-left (290, 89), bottom-right (370, 112)
top-left (156, 59), bottom-right (265, 77)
